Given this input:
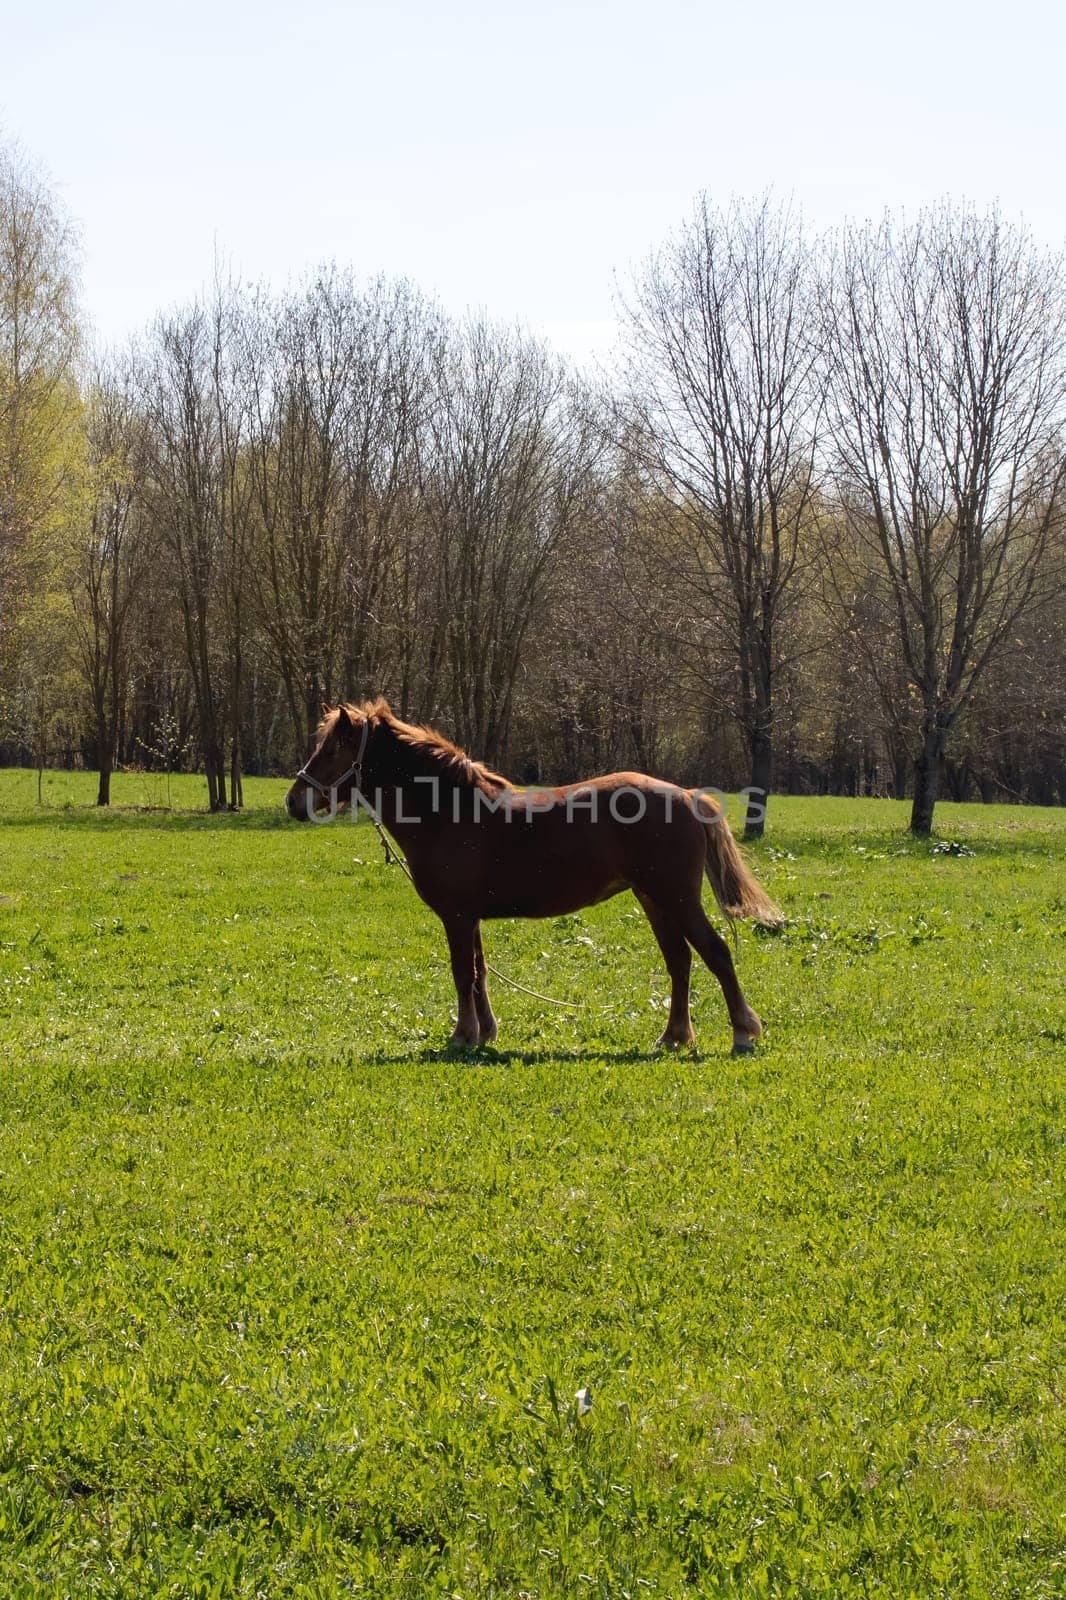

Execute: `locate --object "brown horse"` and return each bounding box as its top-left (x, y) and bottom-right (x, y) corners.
top-left (285, 698), bottom-right (782, 1053)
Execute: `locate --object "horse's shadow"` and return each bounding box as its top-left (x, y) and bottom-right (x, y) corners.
top-left (361, 1044), bottom-right (710, 1067)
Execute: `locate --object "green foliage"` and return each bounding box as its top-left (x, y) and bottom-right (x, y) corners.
top-left (0, 142), bottom-right (83, 708)
top-left (0, 781), bottom-right (1063, 1596)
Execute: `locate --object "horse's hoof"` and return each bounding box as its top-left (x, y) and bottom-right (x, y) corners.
top-left (447, 1031), bottom-right (480, 1051)
top-left (731, 1036), bottom-right (757, 1056)
top-left (656, 1030), bottom-right (695, 1050)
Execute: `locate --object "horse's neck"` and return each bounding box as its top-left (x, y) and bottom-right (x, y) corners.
top-left (367, 726), bottom-right (503, 832)
top-left (368, 731), bottom-right (449, 819)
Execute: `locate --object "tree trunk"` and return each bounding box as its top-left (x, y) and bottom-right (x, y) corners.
top-left (206, 745), bottom-right (227, 811)
top-left (743, 728), bottom-right (773, 839)
top-left (910, 725), bottom-right (943, 834)
top-left (95, 664), bottom-right (121, 807)
top-left (230, 740), bottom-right (243, 810)
top-left (92, 690), bottom-right (111, 807)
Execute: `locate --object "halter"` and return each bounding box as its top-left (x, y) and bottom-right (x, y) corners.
top-left (295, 713), bottom-right (370, 806)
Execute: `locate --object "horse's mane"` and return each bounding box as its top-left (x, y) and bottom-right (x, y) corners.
top-left (331, 697), bottom-right (512, 792)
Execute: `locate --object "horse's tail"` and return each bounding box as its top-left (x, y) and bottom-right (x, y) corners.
top-left (700, 810), bottom-right (783, 927)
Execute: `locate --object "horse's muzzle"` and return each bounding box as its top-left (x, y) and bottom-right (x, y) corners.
top-left (284, 784), bottom-right (313, 821)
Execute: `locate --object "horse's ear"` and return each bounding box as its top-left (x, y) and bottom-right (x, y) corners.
top-left (335, 704), bottom-right (352, 731)
top-left (321, 700), bottom-right (332, 717)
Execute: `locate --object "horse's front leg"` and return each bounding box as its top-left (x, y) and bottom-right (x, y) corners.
top-left (443, 914), bottom-right (480, 1047)
top-left (473, 923), bottom-right (498, 1045)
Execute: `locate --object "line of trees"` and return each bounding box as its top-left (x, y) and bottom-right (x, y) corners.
top-left (2, 141), bottom-right (1064, 833)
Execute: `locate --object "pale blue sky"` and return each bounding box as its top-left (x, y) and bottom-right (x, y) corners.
top-left (4, 0), bottom-right (1064, 364)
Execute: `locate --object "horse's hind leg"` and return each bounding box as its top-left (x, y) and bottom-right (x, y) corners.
top-left (442, 914), bottom-right (481, 1047)
top-left (635, 892), bottom-right (695, 1048)
top-left (679, 902), bottom-right (763, 1054)
top-left (473, 923), bottom-right (498, 1045)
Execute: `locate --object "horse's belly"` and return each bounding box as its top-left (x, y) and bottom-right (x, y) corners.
top-left (482, 875), bottom-right (626, 919)
top-left (478, 812), bottom-right (624, 917)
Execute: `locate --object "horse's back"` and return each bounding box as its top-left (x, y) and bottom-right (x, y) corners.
top-left (452, 772), bottom-right (708, 918)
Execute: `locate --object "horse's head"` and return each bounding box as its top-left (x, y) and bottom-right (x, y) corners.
top-left (285, 703), bottom-right (369, 821)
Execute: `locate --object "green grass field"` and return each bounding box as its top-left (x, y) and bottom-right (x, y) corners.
top-left (1, 771), bottom-right (1063, 1598)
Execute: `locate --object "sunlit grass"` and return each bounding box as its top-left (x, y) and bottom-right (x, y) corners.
top-left (1, 772), bottom-right (1063, 1596)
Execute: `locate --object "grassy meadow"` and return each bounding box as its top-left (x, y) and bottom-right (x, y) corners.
top-left (0, 770), bottom-right (1064, 1597)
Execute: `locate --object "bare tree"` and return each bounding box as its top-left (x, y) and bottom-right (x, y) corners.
top-left (140, 307), bottom-right (231, 810)
top-left (336, 276), bottom-right (437, 704)
top-left (620, 195), bottom-right (822, 835)
top-left (535, 447), bottom-right (691, 781)
top-left (70, 359), bottom-right (148, 804)
top-left (244, 272), bottom-right (358, 750)
top-left (210, 279), bottom-right (257, 808)
top-left (419, 318), bottom-right (601, 762)
top-left (824, 205), bottom-right (1066, 832)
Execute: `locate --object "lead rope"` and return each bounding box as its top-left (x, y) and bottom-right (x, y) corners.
top-left (363, 807), bottom-right (582, 1010)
